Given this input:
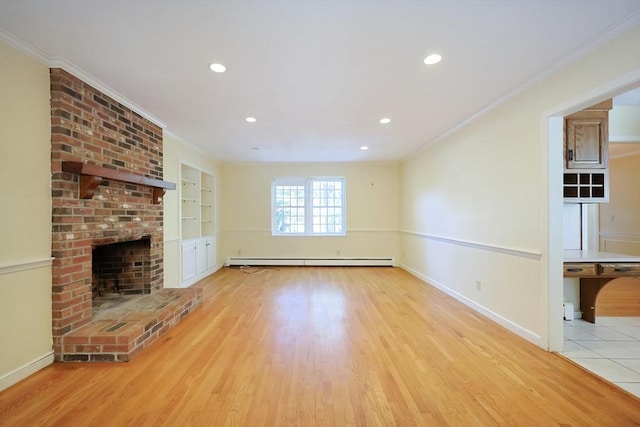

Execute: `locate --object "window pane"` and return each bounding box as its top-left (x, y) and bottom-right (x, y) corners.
top-left (309, 179), bottom-right (344, 235)
top-left (274, 184), bottom-right (305, 233)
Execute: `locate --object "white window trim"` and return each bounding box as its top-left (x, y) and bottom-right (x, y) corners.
top-left (272, 176), bottom-right (346, 237)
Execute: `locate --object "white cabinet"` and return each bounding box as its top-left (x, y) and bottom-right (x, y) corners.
top-left (206, 237), bottom-right (216, 270)
top-left (181, 237), bottom-right (218, 287)
top-left (196, 239), bottom-right (207, 275)
top-left (179, 163), bottom-right (219, 287)
top-left (181, 240), bottom-right (197, 284)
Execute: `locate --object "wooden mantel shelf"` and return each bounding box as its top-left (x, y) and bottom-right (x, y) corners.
top-left (62, 161), bottom-right (176, 204)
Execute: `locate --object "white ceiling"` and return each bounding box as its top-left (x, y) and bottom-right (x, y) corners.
top-left (1, 1), bottom-right (639, 163)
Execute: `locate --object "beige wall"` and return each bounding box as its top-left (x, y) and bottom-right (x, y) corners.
top-left (0, 40), bottom-right (53, 390)
top-left (599, 151), bottom-right (640, 255)
top-left (605, 101), bottom-right (640, 256)
top-left (162, 132), bottom-right (221, 287)
top-left (219, 162), bottom-right (400, 262)
top-left (399, 25), bottom-right (640, 348)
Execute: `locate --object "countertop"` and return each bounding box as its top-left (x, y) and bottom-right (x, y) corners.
top-left (564, 249), bottom-right (640, 263)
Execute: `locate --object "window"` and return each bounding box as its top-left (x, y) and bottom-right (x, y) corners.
top-left (272, 177), bottom-right (345, 236)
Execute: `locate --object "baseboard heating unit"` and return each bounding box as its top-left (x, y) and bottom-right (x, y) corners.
top-left (226, 257), bottom-right (395, 267)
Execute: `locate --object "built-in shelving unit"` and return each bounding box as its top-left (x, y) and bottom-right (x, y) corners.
top-left (180, 165), bottom-right (200, 239)
top-left (179, 163), bottom-right (217, 286)
top-left (563, 172), bottom-right (606, 199)
top-left (200, 172), bottom-right (215, 237)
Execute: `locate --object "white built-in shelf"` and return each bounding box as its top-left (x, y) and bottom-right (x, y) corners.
top-left (180, 163), bottom-right (215, 240)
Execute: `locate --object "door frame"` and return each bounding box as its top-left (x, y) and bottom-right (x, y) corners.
top-left (543, 69), bottom-right (640, 352)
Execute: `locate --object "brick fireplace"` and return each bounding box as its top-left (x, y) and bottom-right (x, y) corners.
top-left (49, 68), bottom-right (197, 361)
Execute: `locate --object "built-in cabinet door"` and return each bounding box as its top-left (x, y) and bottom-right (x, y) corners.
top-left (565, 115), bottom-right (607, 169)
top-left (206, 237), bottom-right (216, 270)
top-left (181, 241), bottom-right (197, 283)
top-left (196, 239), bottom-right (207, 275)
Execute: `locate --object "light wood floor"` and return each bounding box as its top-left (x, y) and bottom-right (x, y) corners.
top-left (597, 277), bottom-right (640, 317)
top-left (1, 267), bottom-right (639, 426)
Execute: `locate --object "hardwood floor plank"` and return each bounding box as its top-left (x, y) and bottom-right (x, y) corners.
top-left (1, 266), bottom-right (639, 426)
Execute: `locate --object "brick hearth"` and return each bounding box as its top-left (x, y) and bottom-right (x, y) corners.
top-left (61, 288), bottom-right (203, 362)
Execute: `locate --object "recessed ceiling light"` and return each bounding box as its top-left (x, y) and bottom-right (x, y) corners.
top-left (361, 146), bottom-right (369, 151)
top-left (424, 54), bottom-right (442, 65)
top-left (209, 63), bottom-right (226, 73)
top-left (245, 117), bottom-right (256, 123)
top-left (379, 118), bottom-right (391, 124)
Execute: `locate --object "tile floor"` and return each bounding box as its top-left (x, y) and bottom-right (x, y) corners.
top-left (562, 316), bottom-right (640, 398)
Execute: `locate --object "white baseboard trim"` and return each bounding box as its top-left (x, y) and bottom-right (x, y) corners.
top-left (0, 351), bottom-right (54, 392)
top-left (226, 257), bottom-right (395, 267)
top-left (400, 264), bottom-right (543, 349)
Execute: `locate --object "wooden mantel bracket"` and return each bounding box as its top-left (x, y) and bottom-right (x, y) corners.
top-left (80, 175), bottom-right (103, 200)
top-left (62, 161), bottom-right (176, 204)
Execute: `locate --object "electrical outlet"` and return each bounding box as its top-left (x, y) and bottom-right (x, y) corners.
top-left (237, 249), bottom-right (241, 256)
top-left (476, 280), bottom-right (482, 291)
top-left (337, 250), bottom-right (341, 256)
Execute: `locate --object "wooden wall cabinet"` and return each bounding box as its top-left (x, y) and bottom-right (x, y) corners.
top-left (563, 99), bottom-right (611, 203)
top-left (565, 113), bottom-right (608, 169)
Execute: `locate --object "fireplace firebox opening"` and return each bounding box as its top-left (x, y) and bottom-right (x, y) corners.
top-left (92, 237), bottom-right (151, 303)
